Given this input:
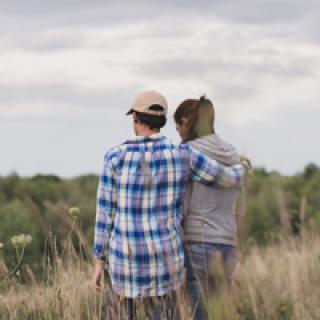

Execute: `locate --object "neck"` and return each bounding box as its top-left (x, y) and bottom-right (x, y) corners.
top-left (136, 127), bottom-right (159, 137)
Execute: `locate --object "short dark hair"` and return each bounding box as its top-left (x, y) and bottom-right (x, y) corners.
top-left (135, 104), bottom-right (167, 130)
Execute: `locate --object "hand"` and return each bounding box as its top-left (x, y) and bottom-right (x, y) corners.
top-left (240, 154), bottom-right (253, 178)
top-left (240, 154), bottom-right (252, 169)
top-left (93, 260), bottom-right (105, 291)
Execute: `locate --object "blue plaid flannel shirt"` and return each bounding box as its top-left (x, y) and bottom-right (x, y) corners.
top-left (93, 134), bottom-right (246, 298)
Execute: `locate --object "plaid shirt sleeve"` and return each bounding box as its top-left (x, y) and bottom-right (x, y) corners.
top-left (93, 153), bottom-right (117, 261)
top-left (187, 145), bottom-right (247, 188)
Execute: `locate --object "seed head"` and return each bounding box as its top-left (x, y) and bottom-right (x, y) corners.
top-left (11, 234), bottom-right (32, 248)
top-left (68, 207), bottom-right (80, 218)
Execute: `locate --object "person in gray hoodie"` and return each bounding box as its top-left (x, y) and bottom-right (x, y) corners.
top-left (174, 96), bottom-right (246, 320)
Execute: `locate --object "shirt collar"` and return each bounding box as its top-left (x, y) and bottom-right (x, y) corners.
top-left (124, 133), bottom-right (165, 144)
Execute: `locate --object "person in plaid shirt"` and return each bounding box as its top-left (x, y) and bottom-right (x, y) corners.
top-left (93, 91), bottom-right (249, 319)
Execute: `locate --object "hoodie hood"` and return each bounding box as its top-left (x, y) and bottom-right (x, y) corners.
top-left (189, 133), bottom-right (240, 166)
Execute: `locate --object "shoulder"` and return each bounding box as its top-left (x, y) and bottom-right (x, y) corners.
top-left (103, 145), bottom-right (124, 166)
top-left (205, 133), bottom-right (241, 164)
top-left (153, 136), bottom-right (182, 152)
top-left (214, 134), bottom-right (238, 150)
top-left (158, 136), bottom-right (177, 148)
top-left (178, 143), bottom-right (195, 160)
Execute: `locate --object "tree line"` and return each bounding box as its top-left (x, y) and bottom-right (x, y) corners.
top-left (0, 163), bottom-right (319, 272)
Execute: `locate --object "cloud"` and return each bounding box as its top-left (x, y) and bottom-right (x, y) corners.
top-left (0, 0), bottom-right (319, 176)
top-left (0, 85), bottom-right (138, 125)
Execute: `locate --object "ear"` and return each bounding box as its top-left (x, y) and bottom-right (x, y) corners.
top-left (133, 112), bottom-right (139, 124)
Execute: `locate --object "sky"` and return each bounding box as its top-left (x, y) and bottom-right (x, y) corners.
top-left (0, 0), bottom-right (319, 177)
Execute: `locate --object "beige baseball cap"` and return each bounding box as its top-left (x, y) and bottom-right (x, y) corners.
top-left (126, 90), bottom-right (168, 116)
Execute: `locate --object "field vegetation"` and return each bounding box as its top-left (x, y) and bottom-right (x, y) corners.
top-left (1, 163), bottom-right (320, 319)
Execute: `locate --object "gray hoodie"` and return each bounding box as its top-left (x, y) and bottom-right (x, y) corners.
top-left (183, 133), bottom-right (243, 246)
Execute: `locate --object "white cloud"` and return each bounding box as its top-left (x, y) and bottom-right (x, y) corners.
top-left (0, 0), bottom-right (319, 176)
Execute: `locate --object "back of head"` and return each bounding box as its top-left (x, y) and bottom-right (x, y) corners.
top-left (135, 105), bottom-right (167, 130)
top-left (174, 95), bottom-right (215, 142)
top-left (127, 90), bottom-right (168, 131)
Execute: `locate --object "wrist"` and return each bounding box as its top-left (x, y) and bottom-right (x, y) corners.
top-left (96, 259), bottom-right (105, 267)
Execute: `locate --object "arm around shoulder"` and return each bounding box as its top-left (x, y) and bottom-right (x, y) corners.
top-left (187, 144), bottom-right (250, 188)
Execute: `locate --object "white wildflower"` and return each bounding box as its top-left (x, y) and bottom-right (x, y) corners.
top-left (11, 234), bottom-right (32, 248)
top-left (68, 207), bottom-right (80, 218)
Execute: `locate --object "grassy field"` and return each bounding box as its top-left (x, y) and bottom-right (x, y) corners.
top-left (1, 167), bottom-right (320, 319)
top-left (1, 231), bottom-right (320, 320)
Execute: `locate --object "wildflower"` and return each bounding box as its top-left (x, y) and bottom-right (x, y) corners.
top-left (11, 234), bottom-right (32, 248)
top-left (68, 207), bottom-right (80, 218)
top-left (0, 242), bottom-right (3, 260)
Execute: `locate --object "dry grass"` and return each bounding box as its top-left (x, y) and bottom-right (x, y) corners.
top-left (208, 231), bottom-right (320, 320)
top-left (0, 258), bottom-right (103, 320)
top-left (1, 232), bottom-right (320, 319)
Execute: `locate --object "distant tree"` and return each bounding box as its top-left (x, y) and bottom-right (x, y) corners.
top-left (0, 172), bottom-right (20, 200)
top-left (303, 163), bottom-right (318, 180)
top-left (31, 174), bottom-right (62, 182)
top-left (246, 200), bottom-right (274, 245)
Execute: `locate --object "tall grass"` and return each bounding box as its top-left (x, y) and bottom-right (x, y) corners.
top-left (207, 231), bottom-right (320, 320)
top-left (0, 248), bottom-right (103, 319)
top-left (1, 231), bottom-right (320, 319)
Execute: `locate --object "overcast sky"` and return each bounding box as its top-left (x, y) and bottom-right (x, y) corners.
top-left (0, 0), bottom-right (319, 177)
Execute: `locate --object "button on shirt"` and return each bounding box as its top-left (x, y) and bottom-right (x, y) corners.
top-left (93, 134), bottom-right (246, 298)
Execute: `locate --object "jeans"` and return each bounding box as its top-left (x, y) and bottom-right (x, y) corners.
top-left (185, 243), bottom-right (238, 320)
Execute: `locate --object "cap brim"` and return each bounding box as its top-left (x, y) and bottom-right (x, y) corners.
top-left (126, 109), bottom-right (134, 115)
